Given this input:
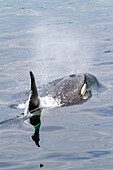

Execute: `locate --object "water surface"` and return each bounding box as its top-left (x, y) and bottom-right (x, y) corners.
top-left (0, 0), bottom-right (113, 169)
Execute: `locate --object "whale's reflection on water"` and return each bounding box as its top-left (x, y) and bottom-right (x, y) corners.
top-left (29, 110), bottom-right (42, 147)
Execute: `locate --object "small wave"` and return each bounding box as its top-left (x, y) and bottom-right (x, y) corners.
top-left (10, 103), bottom-right (26, 109)
top-left (93, 61), bottom-right (113, 66)
top-left (0, 113), bottom-right (31, 127)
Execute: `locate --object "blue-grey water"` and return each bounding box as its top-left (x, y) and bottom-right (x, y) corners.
top-left (0, 0), bottom-right (113, 169)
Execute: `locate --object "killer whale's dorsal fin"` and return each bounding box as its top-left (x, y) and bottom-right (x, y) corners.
top-left (29, 71), bottom-right (40, 113)
top-left (30, 71), bottom-right (38, 93)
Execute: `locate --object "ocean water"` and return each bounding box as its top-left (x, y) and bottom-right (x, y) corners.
top-left (0, 0), bottom-right (113, 169)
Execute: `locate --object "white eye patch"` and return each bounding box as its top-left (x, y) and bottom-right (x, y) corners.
top-left (81, 83), bottom-right (87, 96)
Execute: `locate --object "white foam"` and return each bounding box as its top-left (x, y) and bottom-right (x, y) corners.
top-left (17, 94), bottom-right (61, 116)
top-left (39, 96), bottom-right (61, 109)
top-left (24, 99), bottom-right (30, 115)
top-left (23, 93), bottom-right (31, 115)
top-left (17, 103), bottom-right (26, 109)
top-left (17, 100), bottom-right (29, 116)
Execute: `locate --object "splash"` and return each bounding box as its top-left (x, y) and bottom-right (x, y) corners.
top-left (17, 95), bottom-right (61, 115)
top-left (39, 96), bottom-right (61, 109)
top-left (17, 103), bottom-right (26, 109)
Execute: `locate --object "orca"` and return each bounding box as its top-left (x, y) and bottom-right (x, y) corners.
top-left (28, 71), bottom-right (103, 113)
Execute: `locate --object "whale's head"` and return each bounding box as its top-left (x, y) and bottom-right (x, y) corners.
top-left (48, 73), bottom-right (90, 105)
